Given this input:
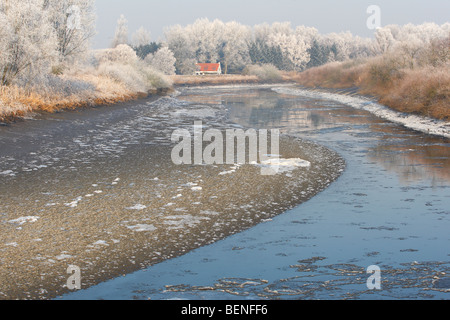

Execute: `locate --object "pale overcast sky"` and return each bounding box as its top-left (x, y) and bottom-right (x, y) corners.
top-left (92, 0), bottom-right (450, 48)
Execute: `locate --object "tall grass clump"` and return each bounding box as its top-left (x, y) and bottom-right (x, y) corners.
top-left (243, 64), bottom-right (283, 82)
top-left (93, 44), bottom-right (172, 93)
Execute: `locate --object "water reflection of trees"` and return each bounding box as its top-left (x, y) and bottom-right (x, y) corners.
top-left (227, 93), bottom-right (334, 130)
top-left (368, 124), bottom-right (450, 185)
top-left (184, 89), bottom-right (450, 185)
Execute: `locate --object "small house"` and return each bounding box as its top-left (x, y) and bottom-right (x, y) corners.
top-left (195, 63), bottom-right (222, 75)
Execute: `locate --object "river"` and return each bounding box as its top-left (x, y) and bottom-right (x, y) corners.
top-left (1, 84), bottom-right (449, 300)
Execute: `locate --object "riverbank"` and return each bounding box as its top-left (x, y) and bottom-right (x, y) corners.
top-left (0, 75), bottom-right (278, 124)
top-left (0, 45), bottom-right (174, 124)
top-left (273, 86), bottom-right (450, 139)
top-left (287, 53), bottom-right (450, 122)
top-left (0, 82), bottom-right (172, 124)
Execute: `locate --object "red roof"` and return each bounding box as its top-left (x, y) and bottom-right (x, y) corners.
top-left (197, 63), bottom-right (221, 72)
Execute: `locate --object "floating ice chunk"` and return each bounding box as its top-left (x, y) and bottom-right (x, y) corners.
top-left (56, 254), bottom-right (73, 260)
top-left (9, 216), bottom-right (40, 225)
top-left (126, 204), bottom-right (147, 210)
top-left (5, 242), bottom-right (18, 247)
top-left (65, 197), bottom-right (83, 208)
top-left (45, 203), bottom-right (57, 207)
top-left (94, 190), bottom-right (103, 194)
top-left (201, 210), bottom-right (220, 216)
top-left (126, 224), bottom-right (157, 232)
top-left (253, 158), bottom-right (311, 175)
top-left (92, 240), bottom-right (108, 246)
top-left (0, 170), bottom-right (15, 176)
top-left (191, 187), bottom-right (203, 191)
top-left (219, 169), bottom-right (235, 175)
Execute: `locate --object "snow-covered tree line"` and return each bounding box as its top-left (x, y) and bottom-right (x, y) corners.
top-left (112, 17), bottom-right (380, 76)
top-left (0, 0), bottom-right (95, 86)
top-left (2, 2), bottom-right (449, 86)
top-left (161, 19), bottom-right (450, 75)
top-left (163, 19), bottom-right (380, 75)
top-left (111, 14), bottom-right (176, 76)
top-left (374, 23), bottom-right (450, 68)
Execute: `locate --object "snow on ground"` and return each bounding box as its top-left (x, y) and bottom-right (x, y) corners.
top-left (273, 87), bottom-right (450, 139)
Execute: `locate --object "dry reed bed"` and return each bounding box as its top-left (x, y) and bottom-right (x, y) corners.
top-left (291, 59), bottom-right (450, 121)
top-left (0, 76), bottom-right (144, 123)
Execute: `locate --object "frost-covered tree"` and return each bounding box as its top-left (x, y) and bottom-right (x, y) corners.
top-left (165, 24), bottom-right (197, 74)
top-left (375, 27), bottom-right (395, 53)
top-left (268, 32), bottom-right (310, 71)
top-left (0, 0), bottom-right (58, 86)
top-left (307, 39), bottom-right (336, 68)
top-left (134, 42), bottom-right (161, 60)
top-left (145, 46), bottom-right (176, 75)
top-left (131, 27), bottom-right (160, 60)
top-left (250, 23), bottom-right (286, 68)
top-left (252, 23), bottom-right (313, 71)
top-left (188, 18), bottom-right (223, 63)
top-left (373, 23), bottom-right (450, 68)
top-left (111, 14), bottom-right (129, 48)
top-left (96, 44), bottom-right (139, 65)
top-left (163, 19), bottom-right (382, 73)
top-left (219, 21), bottom-right (251, 74)
top-left (0, 10), bottom-right (10, 74)
top-left (131, 27), bottom-right (151, 48)
top-left (43, 0), bottom-right (96, 62)
top-left (376, 23), bottom-right (450, 55)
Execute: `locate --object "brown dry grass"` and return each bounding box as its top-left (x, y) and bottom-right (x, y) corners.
top-left (0, 75), bottom-right (142, 123)
top-left (291, 57), bottom-right (450, 121)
